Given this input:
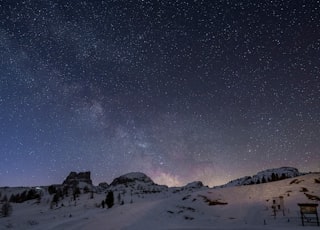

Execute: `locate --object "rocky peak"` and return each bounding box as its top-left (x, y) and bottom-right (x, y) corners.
top-left (110, 172), bottom-right (154, 186)
top-left (63, 171), bottom-right (92, 187)
top-left (108, 172), bottom-right (168, 194)
top-left (184, 181), bottom-right (205, 189)
top-left (171, 181), bottom-right (206, 193)
top-left (98, 182), bottom-right (109, 189)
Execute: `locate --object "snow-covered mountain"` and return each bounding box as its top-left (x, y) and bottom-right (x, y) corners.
top-left (63, 171), bottom-right (93, 189)
top-left (170, 181), bottom-right (208, 194)
top-left (109, 172), bottom-right (168, 195)
top-left (1, 168), bottom-right (319, 230)
top-left (182, 181), bottom-right (207, 190)
top-left (221, 166), bottom-right (303, 187)
top-left (110, 172), bottom-right (155, 186)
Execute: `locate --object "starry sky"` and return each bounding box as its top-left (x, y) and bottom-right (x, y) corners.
top-left (0, 0), bottom-right (319, 187)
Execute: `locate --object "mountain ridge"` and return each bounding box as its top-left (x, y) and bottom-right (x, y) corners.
top-left (1, 170), bottom-right (319, 229)
top-left (220, 166), bottom-right (304, 188)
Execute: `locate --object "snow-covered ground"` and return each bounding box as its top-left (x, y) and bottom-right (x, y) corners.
top-left (1, 173), bottom-right (319, 230)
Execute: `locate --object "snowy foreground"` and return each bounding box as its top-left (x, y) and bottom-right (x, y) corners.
top-left (1, 173), bottom-right (319, 230)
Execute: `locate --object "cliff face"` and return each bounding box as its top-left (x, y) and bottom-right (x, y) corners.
top-left (63, 171), bottom-right (92, 187)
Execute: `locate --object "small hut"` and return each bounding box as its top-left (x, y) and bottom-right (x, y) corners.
top-left (298, 203), bottom-right (319, 226)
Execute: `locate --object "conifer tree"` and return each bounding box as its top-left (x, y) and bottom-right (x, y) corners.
top-left (101, 200), bottom-right (105, 208)
top-left (52, 193), bottom-right (60, 207)
top-left (1, 194), bottom-right (7, 202)
top-left (117, 193), bottom-right (121, 204)
top-left (1, 201), bottom-right (12, 217)
top-left (105, 191), bottom-right (114, 208)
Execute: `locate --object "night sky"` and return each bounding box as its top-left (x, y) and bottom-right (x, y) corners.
top-left (0, 0), bottom-right (319, 187)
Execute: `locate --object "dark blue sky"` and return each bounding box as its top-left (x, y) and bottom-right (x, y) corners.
top-left (0, 0), bottom-right (319, 187)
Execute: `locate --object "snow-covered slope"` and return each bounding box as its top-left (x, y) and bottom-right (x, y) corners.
top-left (1, 171), bottom-right (319, 230)
top-left (222, 167), bottom-right (303, 187)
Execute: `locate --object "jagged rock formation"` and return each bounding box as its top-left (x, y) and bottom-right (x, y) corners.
top-left (63, 171), bottom-right (92, 187)
top-left (222, 167), bottom-right (302, 187)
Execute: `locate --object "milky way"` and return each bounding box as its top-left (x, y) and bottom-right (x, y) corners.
top-left (0, 0), bottom-right (319, 187)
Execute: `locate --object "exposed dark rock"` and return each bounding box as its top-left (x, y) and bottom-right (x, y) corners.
top-left (110, 172), bottom-right (154, 186)
top-left (63, 171), bottom-right (92, 187)
top-left (98, 182), bottom-right (109, 189)
top-left (183, 181), bottom-right (205, 189)
top-left (109, 172), bottom-right (168, 194)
